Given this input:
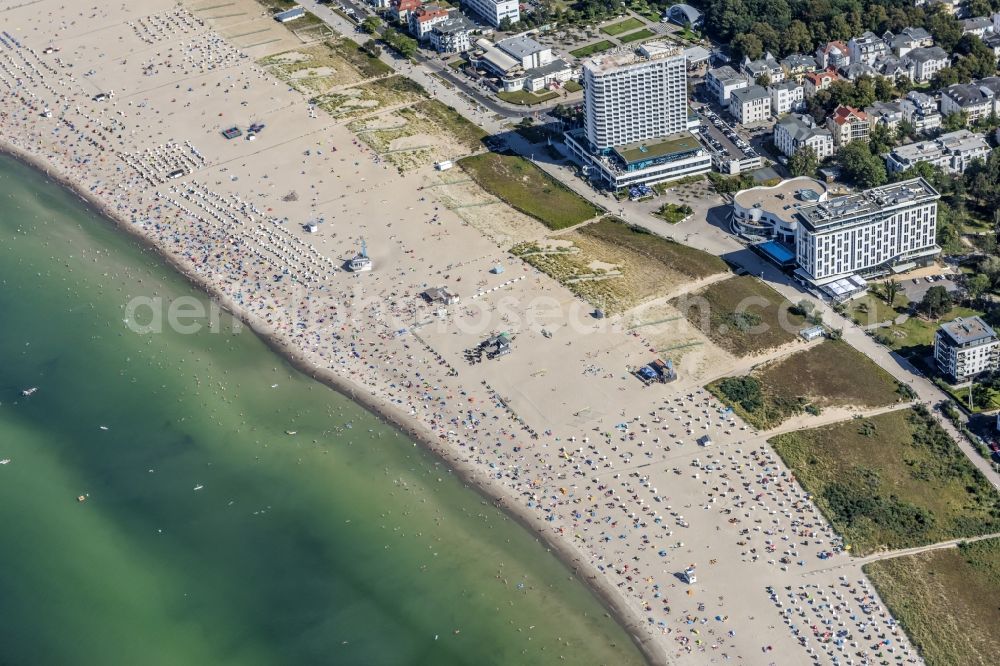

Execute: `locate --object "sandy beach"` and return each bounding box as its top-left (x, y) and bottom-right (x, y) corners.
top-left (0, 2), bottom-right (922, 664)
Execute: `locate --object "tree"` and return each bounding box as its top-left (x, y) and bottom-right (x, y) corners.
top-left (755, 72), bottom-right (771, 88)
top-left (930, 67), bottom-right (961, 90)
top-left (941, 111), bottom-right (968, 132)
top-left (498, 17), bottom-right (513, 32)
top-left (895, 119), bottom-right (916, 144)
top-left (361, 39), bottom-right (382, 59)
top-left (788, 145), bottom-right (819, 177)
top-left (926, 6), bottom-right (964, 53)
top-left (361, 15), bottom-right (381, 35)
top-left (837, 142), bottom-right (887, 188)
top-left (869, 122), bottom-right (896, 155)
top-left (731, 33), bottom-right (763, 62)
top-left (881, 279), bottom-right (902, 307)
top-left (953, 34), bottom-right (997, 80)
top-left (782, 20), bottom-right (812, 55)
top-left (919, 285), bottom-right (953, 319)
top-left (967, 273), bottom-right (991, 304)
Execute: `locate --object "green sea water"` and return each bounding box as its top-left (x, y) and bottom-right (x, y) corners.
top-left (0, 153), bottom-right (645, 666)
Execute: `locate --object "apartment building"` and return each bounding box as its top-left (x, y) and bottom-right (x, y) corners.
top-left (935, 316), bottom-right (1000, 383)
top-left (886, 130), bottom-right (991, 175)
top-left (827, 105), bottom-right (871, 146)
top-left (769, 80), bottom-right (805, 116)
top-left (705, 65), bottom-right (748, 106)
top-left (461, 0), bottom-right (518, 28)
top-left (774, 114), bottom-right (834, 159)
top-left (729, 85), bottom-right (771, 124)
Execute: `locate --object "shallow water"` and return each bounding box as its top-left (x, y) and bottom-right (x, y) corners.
top-left (0, 154), bottom-right (644, 665)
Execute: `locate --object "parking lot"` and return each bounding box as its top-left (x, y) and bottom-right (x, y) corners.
top-left (899, 273), bottom-right (960, 302)
top-left (691, 104), bottom-right (761, 169)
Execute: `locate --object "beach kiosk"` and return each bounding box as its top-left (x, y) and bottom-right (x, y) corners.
top-left (347, 238), bottom-right (372, 272)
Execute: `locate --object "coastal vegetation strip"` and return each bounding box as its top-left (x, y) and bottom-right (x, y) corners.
top-left (457, 152), bottom-right (601, 230)
top-left (769, 407), bottom-right (1000, 556)
top-left (512, 217), bottom-right (726, 314)
top-left (707, 340), bottom-right (908, 430)
top-left (864, 538), bottom-right (1000, 666)
top-left (670, 276), bottom-right (806, 357)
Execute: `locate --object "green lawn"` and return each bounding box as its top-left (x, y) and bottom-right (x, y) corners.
top-left (579, 216), bottom-right (727, 280)
top-left (601, 17), bottom-right (644, 35)
top-left (447, 58), bottom-right (468, 71)
top-left (458, 153), bottom-right (602, 230)
top-left (497, 89), bottom-right (559, 105)
top-left (618, 28), bottom-right (656, 43)
top-left (569, 40), bottom-right (615, 58)
top-left (865, 538), bottom-right (1000, 666)
top-left (707, 340), bottom-right (908, 429)
top-left (844, 293), bottom-right (909, 326)
top-left (769, 407), bottom-right (1000, 555)
top-left (563, 80), bottom-right (582, 93)
top-left (946, 384), bottom-right (1000, 413)
top-left (670, 276), bottom-right (806, 357)
top-left (875, 306), bottom-right (983, 357)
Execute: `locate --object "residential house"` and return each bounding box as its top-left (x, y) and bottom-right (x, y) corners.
top-left (960, 16), bottom-right (994, 38)
top-left (848, 32), bottom-right (889, 65)
top-left (729, 85), bottom-right (771, 124)
top-left (901, 91), bottom-right (942, 132)
top-left (865, 101), bottom-right (903, 130)
top-left (841, 62), bottom-right (876, 81)
top-left (769, 80), bottom-right (805, 116)
top-left (429, 15), bottom-right (476, 53)
top-left (886, 129), bottom-right (991, 174)
top-left (781, 54), bottom-right (818, 81)
top-left (883, 27), bottom-right (934, 56)
top-left (742, 52), bottom-right (784, 83)
top-left (903, 46), bottom-right (950, 83)
top-left (706, 65), bottom-right (748, 106)
top-left (409, 5), bottom-right (451, 41)
top-left (803, 69), bottom-right (839, 98)
top-left (816, 41), bottom-right (851, 70)
top-left (391, 0), bottom-right (422, 24)
top-left (827, 105), bottom-right (871, 146)
top-left (774, 113), bottom-right (834, 159)
top-left (873, 54), bottom-right (913, 80)
top-left (983, 32), bottom-right (1000, 59)
top-left (941, 78), bottom-right (1000, 122)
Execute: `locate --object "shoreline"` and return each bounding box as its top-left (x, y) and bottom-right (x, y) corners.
top-left (0, 141), bottom-right (665, 666)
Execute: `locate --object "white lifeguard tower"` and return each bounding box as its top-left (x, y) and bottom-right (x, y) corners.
top-left (683, 565), bottom-right (697, 584)
top-left (347, 238), bottom-right (373, 272)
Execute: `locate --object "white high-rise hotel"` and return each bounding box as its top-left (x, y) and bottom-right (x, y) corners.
top-left (583, 44), bottom-right (688, 150)
top-left (794, 178), bottom-right (939, 283)
top-left (565, 42), bottom-right (711, 189)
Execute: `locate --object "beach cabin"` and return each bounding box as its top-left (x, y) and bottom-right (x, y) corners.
top-left (434, 160), bottom-right (454, 171)
top-left (275, 6), bottom-right (306, 23)
top-left (800, 325), bottom-right (825, 341)
top-left (697, 434), bottom-right (713, 447)
top-left (421, 287), bottom-right (459, 305)
top-left (481, 333), bottom-right (512, 359)
top-left (221, 126), bottom-right (242, 140)
top-left (347, 239), bottom-right (373, 272)
top-left (304, 223), bottom-right (319, 234)
top-left (166, 169), bottom-right (185, 180)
